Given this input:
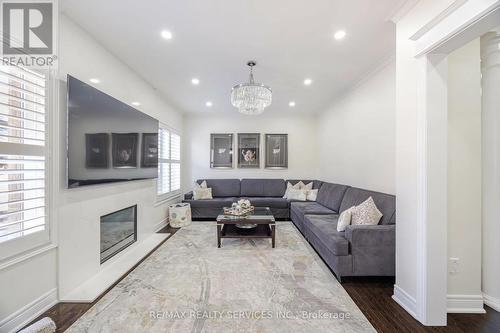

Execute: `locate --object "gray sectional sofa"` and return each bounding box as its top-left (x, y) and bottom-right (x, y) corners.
top-left (183, 178), bottom-right (395, 280)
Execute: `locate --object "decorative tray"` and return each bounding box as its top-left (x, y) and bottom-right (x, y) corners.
top-left (223, 206), bottom-right (255, 217)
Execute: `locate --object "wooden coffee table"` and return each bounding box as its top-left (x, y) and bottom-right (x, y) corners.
top-left (216, 207), bottom-right (276, 248)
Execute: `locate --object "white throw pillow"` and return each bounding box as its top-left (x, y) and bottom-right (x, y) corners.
top-left (193, 188), bottom-right (213, 200)
top-left (287, 188), bottom-right (307, 201)
top-left (351, 197), bottom-right (383, 226)
top-left (337, 206), bottom-right (355, 232)
top-left (283, 181), bottom-right (301, 198)
top-left (306, 189), bottom-right (318, 201)
top-left (194, 180), bottom-right (207, 189)
top-left (302, 182), bottom-right (313, 191)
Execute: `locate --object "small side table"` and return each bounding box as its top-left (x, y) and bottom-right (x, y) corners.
top-left (169, 203), bottom-right (192, 228)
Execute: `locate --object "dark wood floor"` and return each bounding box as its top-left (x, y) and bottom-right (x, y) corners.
top-left (25, 225), bottom-right (500, 333)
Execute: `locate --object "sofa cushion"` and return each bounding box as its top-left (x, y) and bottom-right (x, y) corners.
top-left (197, 179), bottom-right (240, 197)
top-left (339, 187), bottom-right (395, 225)
top-left (185, 197), bottom-right (237, 208)
top-left (240, 179), bottom-right (286, 197)
top-left (316, 182), bottom-right (350, 212)
top-left (286, 179), bottom-right (323, 190)
top-left (290, 202), bottom-right (336, 222)
top-left (244, 197), bottom-right (289, 208)
top-left (304, 215), bottom-right (349, 256)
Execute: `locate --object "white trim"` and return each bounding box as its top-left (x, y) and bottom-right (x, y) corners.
top-left (388, 0), bottom-right (420, 23)
top-left (483, 293), bottom-right (500, 312)
top-left (392, 284), bottom-right (418, 319)
top-left (154, 193), bottom-right (182, 207)
top-left (410, 0), bottom-right (468, 40)
top-left (447, 294), bottom-right (486, 313)
top-left (0, 288), bottom-right (57, 333)
top-left (154, 217), bottom-right (169, 232)
top-left (0, 243), bottom-right (56, 271)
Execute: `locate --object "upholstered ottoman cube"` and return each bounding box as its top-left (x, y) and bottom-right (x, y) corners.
top-left (169, 203), bottom-right (192, 228)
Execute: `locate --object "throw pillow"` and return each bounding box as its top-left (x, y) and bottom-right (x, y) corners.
top-left (287, 188), bottom-right (307, 201)
top-left (194, 180), bottom-right (207, 189)
top-left (306, 189), bottom-right (318, 201)
top-left (351, 197), bottom-right (383, 226)
top-left (302, 182), bottom-right (314, 191)
top-left (193, 188), bottom-right (213, 200)
top-left (337, 206), bottom-right (355, 232)
top-left (283, 181), bottom-right (301, 198)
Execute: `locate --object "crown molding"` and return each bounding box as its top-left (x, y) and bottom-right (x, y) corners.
top-left (409, 0), bottom-right (468, 41)
top-left (388, 0), bottom-right (420, 23)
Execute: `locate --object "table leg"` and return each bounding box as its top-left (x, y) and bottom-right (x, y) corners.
top-left (217, 224), bottom-right (222, 248)
top-left (271, 224), bottom-right (276, 248)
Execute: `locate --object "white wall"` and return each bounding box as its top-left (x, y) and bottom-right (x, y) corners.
top-left (0, 14), bottom-right (183, 331)
top-left (57, 15), bottom-right (183, 299)
top-left (317, 60), bottom-right (396, 194)
top-left (182, 113), bottom-right (318, 189)
top-left (447, 39), bottom-right (483, 303)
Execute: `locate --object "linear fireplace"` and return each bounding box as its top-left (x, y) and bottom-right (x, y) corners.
top-left (100, 205), bottom-right (137, 264)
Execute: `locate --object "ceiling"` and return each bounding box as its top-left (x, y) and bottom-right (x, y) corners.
top-left (61, 0), bottom-right (404, 115)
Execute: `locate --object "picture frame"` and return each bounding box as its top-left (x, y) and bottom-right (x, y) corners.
top-left (265, 134), bottom-right (288, 169)
top-left (85, 133), bottom-right (109, 168)
top-left (112, 133), bottom-right (138, 168)
top-left (237, 133), bottom-right (260, 168)
top-left (210, 133), bottom-right (233, 168)
top-left (141, 133), bottom-right (158, 168)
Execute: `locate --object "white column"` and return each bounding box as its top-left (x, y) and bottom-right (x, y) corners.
top-left (481, 30), bottom-right (500, 312)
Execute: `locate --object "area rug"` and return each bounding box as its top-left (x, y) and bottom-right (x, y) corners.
top-left (66, 222), bottom-right (375, 333)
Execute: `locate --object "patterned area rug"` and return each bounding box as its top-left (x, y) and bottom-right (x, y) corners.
top-left (67, 222), bottom-right (375, 333)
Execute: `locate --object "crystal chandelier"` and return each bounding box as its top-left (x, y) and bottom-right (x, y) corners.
top-left (231, 61), bottom-right (272, 115)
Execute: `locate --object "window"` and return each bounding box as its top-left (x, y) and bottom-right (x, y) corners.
top-left (0, 65), bottom-right (48, 249)
top-left (157, 125), bottom-right (181, 200)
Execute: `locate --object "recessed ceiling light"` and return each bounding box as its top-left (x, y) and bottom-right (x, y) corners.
top-left (289, 101), bottom-right (296, 107)
top-left (334, 30), bottom-right (346, 40)
top-left (191, 78), bottom-right (200, 85)
top-left (161, 30), bottom-right (173, 40)
top-left (205, 101), bottom-right (213, 107)
top-left (303, 78), bottom-right (312, 86)
top-left (131, 101), bottom-right (140, 106)
top-left (89, 78), bottom-right (100, 84)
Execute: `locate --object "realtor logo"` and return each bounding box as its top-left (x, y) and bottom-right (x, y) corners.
top-left (1, 0), bottom-right (57, 67)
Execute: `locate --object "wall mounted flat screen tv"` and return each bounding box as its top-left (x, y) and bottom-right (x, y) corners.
top-left (67, 75), bottom-right (159, 188)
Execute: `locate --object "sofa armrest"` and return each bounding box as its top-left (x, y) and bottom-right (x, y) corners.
top-left (184, 191), bottom-right (193, 200)
top-left (345, 224), bottom-right (395, 247)
top-left (345, 224), bottom-right (395, 276)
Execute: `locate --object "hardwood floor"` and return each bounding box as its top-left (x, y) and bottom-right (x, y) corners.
top-left (342, 277), bottom-right (500, 333)
top-left (24, 225), bottom-right (499, 333)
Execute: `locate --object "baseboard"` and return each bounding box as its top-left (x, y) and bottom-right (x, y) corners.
top-left (0, 288), bottom-right (58, 333)
top-left (447, 294), bottom-right (485, 313)
top-left (392, 284), bottom-right (417, 319)
top-left (154, 217), bottom-right (169, 232)
top-left (483, 293), bottom-right (500, 312)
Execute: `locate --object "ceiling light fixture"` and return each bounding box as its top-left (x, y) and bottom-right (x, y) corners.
top-left (205, 101), bottom-right (213, 107)
top-left (289, 101), bottom-right (296, 107)
top-left (231, 61), bottom-right (272, 115)
top-left (161, 30), bottom-right (173, 40)
top-left (131, 101), bottom-right (140, 106)
top-left (191, 78), bottom-right (200, 85)
top-left (89, 78), bottom-right (100, 84)
top-left (334, 30), bottom-right (346, 40)
top-left (303, 78), bottom-right (312, 86)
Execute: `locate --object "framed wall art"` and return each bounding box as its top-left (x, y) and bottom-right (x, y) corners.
top-left (237, 133), bottom-right (260, 168)
top-left (265, 134), bottom-right (288, 169)
top-left (210, 133), bottom-right (233, 168)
